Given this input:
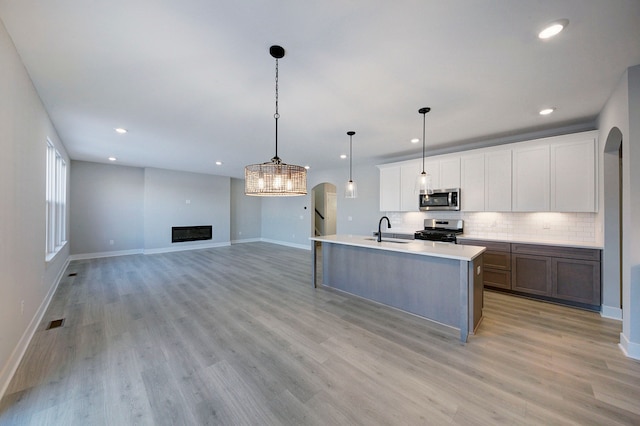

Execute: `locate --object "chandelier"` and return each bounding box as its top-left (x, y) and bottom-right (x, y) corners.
top-left (244, 45), bottom-right (307, 196)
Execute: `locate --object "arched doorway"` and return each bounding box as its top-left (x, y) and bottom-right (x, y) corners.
top-left (602, 127), bottom-right (623, 319)
top-left (311, 183), bottom-right (337, 236)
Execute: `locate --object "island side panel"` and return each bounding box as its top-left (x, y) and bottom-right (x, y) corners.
top-left (471, 256), bottom-right (484, 333)
top-left (322, 243), bottom-right (460, 328)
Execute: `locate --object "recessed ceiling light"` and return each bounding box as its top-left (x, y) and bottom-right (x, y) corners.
top-left (411, 138), bottom-right (420, 144)
top-left (114, 128), bottom-right (128, 134)
top-left (215, 161), bottom-right (223, 165)
top-left (108, 156), bottom-right (117, 161)
top-left (538, 19), bottom-right (569, 39)
top-left (539, 107), bottom-right (556, 115)
top-left (304, 165), bottom-right (310, 170)
top-left (340, 154), bottom-right (347, 159)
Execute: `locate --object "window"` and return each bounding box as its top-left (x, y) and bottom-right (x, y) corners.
top-left (46, 140), bottom-right (67, 260)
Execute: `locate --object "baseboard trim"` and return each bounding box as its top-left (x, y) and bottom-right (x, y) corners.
top-left (259, 238), bottom-right (311, 251)
top-left (231, 238), bottom-right (261, 244)
top-left (601, 305), bottom-right (623, 320)
top-left (69, 248), bottom-right (144, 261)
top-left (143, 242), bottom-right (230, 255)
top-left (0, 257), bottom-right (70, 401)
top-left (619, 332), bottom-right (640, 360)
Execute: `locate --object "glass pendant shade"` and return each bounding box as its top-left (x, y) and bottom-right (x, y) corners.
top-left (415, 171), bottom-right (433, 195)
top-left (345, 179), bottom-right (358, 198)
top-left (244, 45), bottom-right (307, 196)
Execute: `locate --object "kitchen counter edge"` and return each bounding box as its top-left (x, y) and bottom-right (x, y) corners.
top-left (456, 235), bottom-right (603, 250)
top-left (310, 235), bottom-right (485, 261)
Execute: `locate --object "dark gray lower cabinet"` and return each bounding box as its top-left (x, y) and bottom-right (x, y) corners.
top-left (512, 254), bottom-right (552, 296)
top-left (552, 257), bottom-right (601, 305)
top-left (459, 239), bottom-right (511, 290)
top-left (511, 243), bottom-right (601, 309)
top-left (459, 238), bottom-right (602, 310)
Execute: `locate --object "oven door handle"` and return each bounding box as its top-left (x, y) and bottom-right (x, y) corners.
top-left (448, 192), bottom-right (452, 205)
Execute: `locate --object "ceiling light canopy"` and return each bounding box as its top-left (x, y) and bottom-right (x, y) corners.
top-left (244, 45), bottom-right (307, 196)
top-left (345, 131), bottom-right (357, 199)
top-left (114, 128), bottom-right (127, 134)
top-left (539, 107), bottom-right (556, 115)
top-left (538, 19), bottom-right (569, 39)
top-left (415, 107), bottom-right (433, 195)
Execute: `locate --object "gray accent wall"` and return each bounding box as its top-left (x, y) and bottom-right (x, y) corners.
top-left (230, 177), bottom-right (261, 241)
top-left (0, 19), bottom-right (70, 398)
top-left (70, 161), bottom-right (144, 254)
top-left (143, 168), bottom-right (230, 251)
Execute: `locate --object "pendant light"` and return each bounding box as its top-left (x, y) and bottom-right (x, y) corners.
top-left (245, 45), bottom-right (307, 196)
top-left (345, 131), bottom-right (357, 198)
top-left (415, 107), bottom-right (433, 195)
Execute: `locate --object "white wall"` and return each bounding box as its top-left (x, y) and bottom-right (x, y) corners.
top-left (230, 177), bottom-right (262, 242)
top-left (70, 161), bottom-right (144, 255)
top-left (143, 168), bottom-right (231, 252)
top-left (0, 19), bottom-right (70, 397)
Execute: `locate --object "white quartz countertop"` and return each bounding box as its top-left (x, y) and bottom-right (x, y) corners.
top-left (310, 235), bottom-right (485, 261)
top-left (457, 235), bottom-right (603, 250)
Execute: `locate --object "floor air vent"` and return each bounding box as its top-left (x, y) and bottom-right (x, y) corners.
top-left (47, 319), bottom-right (65, 330)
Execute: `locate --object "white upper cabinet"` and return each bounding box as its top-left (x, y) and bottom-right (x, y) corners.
top-left (461, 154), bottom-right (485, 211)
top-left (550, 134), bottom-right (597, 212)
top-left (460, 149), bottom-right (511, 212)
top-left (378, 165), bottom-right (401, 211)
top-left (438, 156), bottom-right (461, 189)
top-left (379, 130), bottom-right (597, 213)
top-left (423, 159), bottom-right (440, 190)
top-left (512, 144), bottom-right (550, 211)
top-left (485, 149), bottom-right (512, 211)
top-left (400, 160), bottom-right (421, 211)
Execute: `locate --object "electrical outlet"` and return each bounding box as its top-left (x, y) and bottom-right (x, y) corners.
top-left (109, 240), bottom-right (114, 245)
top-left (348, 216), bottom-right (353, 221)
top-left (543, 223), bottom-right (550, 230)
top-left (238, 231), bottom-right (242, 236)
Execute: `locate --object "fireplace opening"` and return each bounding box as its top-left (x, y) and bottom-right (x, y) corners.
top-left (172, 225), bottom-right (212, 243)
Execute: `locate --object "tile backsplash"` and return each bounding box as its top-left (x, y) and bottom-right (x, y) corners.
top-left (387, 211), bottom-right (599, 243)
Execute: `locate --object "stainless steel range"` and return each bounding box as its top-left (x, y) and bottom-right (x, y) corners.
top-left (414, 219), bottom-right (464, 243)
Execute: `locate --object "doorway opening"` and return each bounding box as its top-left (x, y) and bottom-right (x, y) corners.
top-left (311, 183), bottom-right (337, 237)
top-left (602, 127), bottom-right (623, 319)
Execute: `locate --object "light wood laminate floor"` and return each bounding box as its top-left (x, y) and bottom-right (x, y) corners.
top-left (1, 242), bottom-right (639, 425)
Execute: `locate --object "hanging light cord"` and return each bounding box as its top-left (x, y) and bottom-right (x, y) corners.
top-left (349, 133), bottom-right (353, 181)
top-left (419, 107), bottom-right (431, 173)
top-left (273, 57), bottom-right (281, 163)
top-left (421, 110), bottom-right (426, 173)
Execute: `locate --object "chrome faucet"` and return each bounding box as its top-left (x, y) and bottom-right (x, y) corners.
top-left (377, 216), bottom-right (391, 242)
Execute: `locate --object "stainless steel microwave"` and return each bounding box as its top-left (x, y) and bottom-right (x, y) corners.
top-left (419, 188), bottom-right (461, 211)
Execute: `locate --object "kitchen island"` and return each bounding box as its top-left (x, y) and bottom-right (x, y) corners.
top-left (310, 235), bottom-right (486, 342)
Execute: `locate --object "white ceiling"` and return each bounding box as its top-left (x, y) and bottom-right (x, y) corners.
top-left (1, 0), bottom-right (639, 178)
